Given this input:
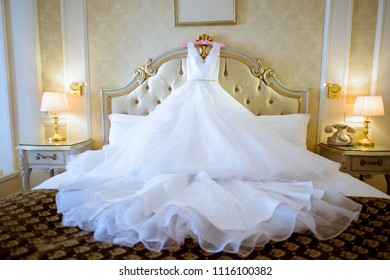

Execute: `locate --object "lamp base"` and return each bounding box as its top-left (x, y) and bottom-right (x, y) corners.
top-left (49, 133), bottom-right (66, 142)
top-left (49, 113), bottom-right (66, 142)
top-left (355, 118), bottom-right (375, 146)
top-left (356, 138), bottom-right (375, 146)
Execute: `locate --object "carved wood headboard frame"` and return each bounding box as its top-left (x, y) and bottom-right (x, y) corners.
top-left (101, 34), bottom-right (309, 145)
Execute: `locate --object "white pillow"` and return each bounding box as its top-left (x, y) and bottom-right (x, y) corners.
top-left (257, 114), bottom-right (310, 149)
top-left (108, 114), bottom-right (144, 145)
top-left (108, 113), bottom-right (310, 149)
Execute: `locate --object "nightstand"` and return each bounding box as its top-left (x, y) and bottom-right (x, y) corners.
top-left (318, 143), bottom-right (390, 195)
top-left (16, 138), bottom-right (93, 191)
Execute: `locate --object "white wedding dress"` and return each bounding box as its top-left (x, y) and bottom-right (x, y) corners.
top-left (45, 42), bottom-right (361, 256)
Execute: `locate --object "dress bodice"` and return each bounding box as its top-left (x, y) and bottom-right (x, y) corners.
top-left (186, 42), bottom-right (221, 81)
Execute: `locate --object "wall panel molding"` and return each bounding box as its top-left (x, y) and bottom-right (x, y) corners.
top-left (0, 0), bottom-right (15, 173)
top-left (318, 0), bottom-right (354, 144)
top-left (371, 0), bottom-right (385, 96)
top-left (61, 0), bottom-right (90, 140)
top-left (5, 0), bottom-right (41, 144)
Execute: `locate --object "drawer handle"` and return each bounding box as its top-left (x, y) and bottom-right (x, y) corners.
top-left (360, 159), bottom-right (383, 166)
top-left (35, 153), bottom-right (57, 161)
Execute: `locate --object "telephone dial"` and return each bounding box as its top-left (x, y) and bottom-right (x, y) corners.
top-left (324, 124), bottom-right (356, 146)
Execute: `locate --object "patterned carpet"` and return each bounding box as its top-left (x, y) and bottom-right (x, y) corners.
top-left (0, 190), bottom-right (389, 260)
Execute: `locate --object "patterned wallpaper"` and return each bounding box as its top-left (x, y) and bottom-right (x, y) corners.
top-left (38, 0), bottom-right (327, 150)
top-left (346, 0), bottom-right (378, 104)
top-left (37, 0), bottom-right (64, 95)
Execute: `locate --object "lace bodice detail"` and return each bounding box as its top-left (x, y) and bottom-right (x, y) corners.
top-left (186, 42), bottom-right (221, 81)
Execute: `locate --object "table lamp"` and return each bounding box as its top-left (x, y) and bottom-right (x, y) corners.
top-left (40, 92), bottom-right (69, 141)
top-left (352, 95), bottom-right (385, 146)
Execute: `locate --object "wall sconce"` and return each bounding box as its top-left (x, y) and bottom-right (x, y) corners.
top-left (69, 82), bottom-right (86, 96)
top-left (324, 83), bottom-right (342, 99)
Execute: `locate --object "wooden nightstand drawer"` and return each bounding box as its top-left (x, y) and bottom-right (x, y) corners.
top-left (351, 156), bottom-right (390, 171)
top-left (27, 150), bottom-right (65, 165)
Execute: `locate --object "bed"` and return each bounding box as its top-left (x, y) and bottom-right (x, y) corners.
top-left (1, 34), bottom-right (389, 260)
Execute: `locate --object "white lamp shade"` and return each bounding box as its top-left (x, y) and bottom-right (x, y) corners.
top-left (352, 95), bottom-right (385, 116)
top-left (40, 92), bottom-right (69, 112)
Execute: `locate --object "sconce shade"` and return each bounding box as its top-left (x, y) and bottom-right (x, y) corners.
top-left (40, 92), bottom-right (69, 112)
top-left (352, 95), bottom-right (385, 117)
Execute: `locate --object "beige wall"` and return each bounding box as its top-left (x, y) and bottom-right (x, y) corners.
top-left (37, 0), bottom-right (325, 151)
top-left (347, 0), bottom-right (378, 103)
top-left (37, 0), bottom-right (64, 94)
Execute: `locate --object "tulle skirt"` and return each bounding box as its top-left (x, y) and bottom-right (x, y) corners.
top-left (53, 80), bottom-right (361, 256)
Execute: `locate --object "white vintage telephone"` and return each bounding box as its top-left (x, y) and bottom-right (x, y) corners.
top-left (324, 124), bottom-right (356, 146)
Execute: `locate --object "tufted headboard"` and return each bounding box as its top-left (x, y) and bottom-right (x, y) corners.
top-left (101, 34), bottom-right (309, 145)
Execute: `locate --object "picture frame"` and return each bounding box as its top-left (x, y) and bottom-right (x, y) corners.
top-left (174, 0), bottom-right (236, 26)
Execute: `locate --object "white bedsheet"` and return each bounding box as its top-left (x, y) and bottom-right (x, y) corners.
top-left (313, 172), bottom-right (389, 199)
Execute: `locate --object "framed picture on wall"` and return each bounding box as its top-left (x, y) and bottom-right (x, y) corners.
top-left (174, 0), bottom-right (236, 26)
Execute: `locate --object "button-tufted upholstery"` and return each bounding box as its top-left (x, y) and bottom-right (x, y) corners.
top-left (102, 47), bottom-right (308, 144)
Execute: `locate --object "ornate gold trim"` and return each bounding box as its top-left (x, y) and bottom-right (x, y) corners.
top-left (194, 34), bottom-right (214, 59)
top-left (135, 58), bottom-right (157, 84)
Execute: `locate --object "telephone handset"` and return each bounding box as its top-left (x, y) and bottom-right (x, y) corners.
top-left (324, 124), bottom-right (356, 146)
